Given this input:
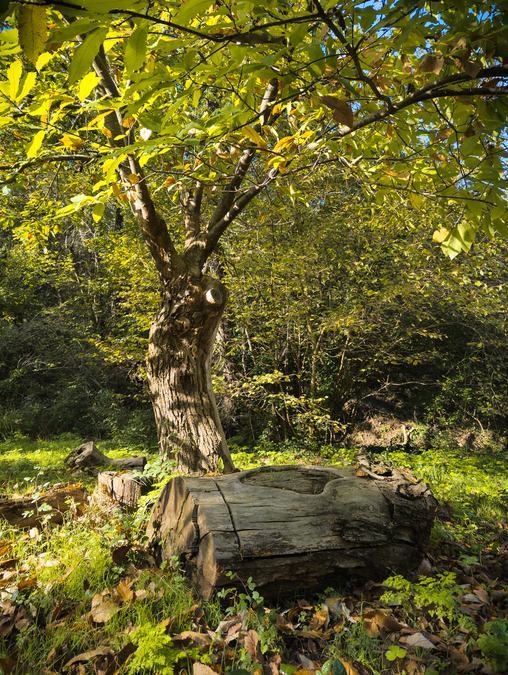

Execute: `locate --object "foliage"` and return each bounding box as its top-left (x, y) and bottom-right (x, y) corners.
top-left (476, 619), bottom-right (508, 673)
top-left (381, 572), bottom-right (461, 623)
top-left (2, 0), bottom-right (507, 257)
top-left (221, 189), bottom-right (508, 440)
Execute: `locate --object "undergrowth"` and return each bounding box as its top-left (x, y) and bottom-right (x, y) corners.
top-left (0, 433), bottom-right (506, 673)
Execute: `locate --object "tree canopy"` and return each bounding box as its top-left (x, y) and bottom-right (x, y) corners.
top-left (1, 0), bottom-right (507, 262)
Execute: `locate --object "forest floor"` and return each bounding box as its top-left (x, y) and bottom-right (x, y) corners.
top-left (0, 435), bottom-right (506, 674)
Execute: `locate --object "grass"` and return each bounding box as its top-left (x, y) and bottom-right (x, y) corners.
top-left (0, 433), bottom-right (506, 673)
top-left (0, 434), bottom-right (156, 495)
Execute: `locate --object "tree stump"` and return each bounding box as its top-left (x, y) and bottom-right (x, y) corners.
top-left (0, 484), bottom-right (88, 528)
top-left (93, 472), bottom-right (151, 510)
top-left (65, 442), bottom-right (146, 473)
top-left (147, 464), bottom-right (438, 599)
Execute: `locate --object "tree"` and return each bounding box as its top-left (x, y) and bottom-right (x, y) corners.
top-left (1, 1), bottom-right (507, 472)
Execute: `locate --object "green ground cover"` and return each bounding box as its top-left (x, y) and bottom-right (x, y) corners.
top-left (0, 436), bottom-right (506, 674)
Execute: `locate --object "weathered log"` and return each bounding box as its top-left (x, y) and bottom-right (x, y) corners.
top-left (65, 441), bottom-right (146, 473)
top-left (147, 464), bottom-right (438, 599)
top-left (0, 484), bottom-right (88, 528)
top-left (93, 471), bottom-right (151, 509)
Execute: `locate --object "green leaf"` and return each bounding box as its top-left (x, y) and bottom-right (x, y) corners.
top-left (69, 28), bottom-right (108, 85)
top-left (92, 202), bottom-right (105, 223)
top-left (385, 645), bottom-right (407, 661)
top-left (26, 129), bottom-right (45, 158)
top-left (319, 658), bottom-right (347, 674)
top-left (124, 24), bottom-right (148, 77)
top-left (18, 5), bottom-right (47, 64)
top-left (50, 18), bottom-right (100, 43)
top-left (173, 0), bottom-right (215, 25)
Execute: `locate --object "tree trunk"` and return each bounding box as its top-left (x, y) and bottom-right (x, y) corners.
top-left (147, 273), bottom-right (235, 474)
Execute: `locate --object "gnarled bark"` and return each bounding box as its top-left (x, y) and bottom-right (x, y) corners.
top-left (147, 273), bottom-right (235, 474)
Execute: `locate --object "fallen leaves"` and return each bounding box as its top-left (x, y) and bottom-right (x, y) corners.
top-left (89, 577), bottom-right (147, 623)
top-left (400, 631), bottom-right (436, 650)
top-left (362, 609), bottom-right (404, 637)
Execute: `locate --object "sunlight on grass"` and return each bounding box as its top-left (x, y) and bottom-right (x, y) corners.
top-left (0, 436), bottom-right (157, 495)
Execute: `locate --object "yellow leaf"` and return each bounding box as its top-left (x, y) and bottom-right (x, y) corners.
top-left (7, 60), bottom-right (23, 100)
top-left (409, 193), bottom-right (424, 209)
top-left (243, 126), bottom-right (267, 149)
top-left (78, 72), bottom-right (100, 102)
top-left (60, 133), bottom-right (86, 150)
top-left (26, 129), bottom-right (45, 158)
top-left (127, 173), bottom-right (140, 184)
top-left (92, 202), bottom-right (105, 223)
top-left (163, 176), bottom-right (176, 187)
top-left (273, 136), bottom-right (295, 154)
top-left (433, 227), bottom-right (450, 243)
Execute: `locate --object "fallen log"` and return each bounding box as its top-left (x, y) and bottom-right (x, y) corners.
top-left (147, 463), bottom-right (438, 599)
top-left (93, 471), bottom-right (151, 510)
top-left (65, 441), bottom-right (146, 473)
top-left (0, 484), bottom-right (88, 528)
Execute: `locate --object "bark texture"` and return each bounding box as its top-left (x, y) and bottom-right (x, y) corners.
top-left (65, 441), bottom-right (146, 473)
top-left (147, 273), bottom-right (235, 474)
top-left (147, 463), bottom-right (438, 599)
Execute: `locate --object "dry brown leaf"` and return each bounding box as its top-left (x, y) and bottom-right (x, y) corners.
top-left (224, 621), bottom-right (242, 644)
top-left (473, 587), bottom-right (489, 604)
top-left (0, 543), bottom-right (12, 558)
top-left (0, 558), bottom-right (17, 570)
top-left (419, 54), bottom-right (444, 74)
top-left (172, 630), bottom-right (212, 648)
top-left (341, 661), bottom-right (360, 675)
top-left (309, 604), bottom-right (329, 630)
top-left (267, 653), bottom-right (282, 674)
top-left (116, 578), bottom-right (134, 603)
top-left (319, 96), bottom-right (354, 129)
top-left (297, 653), bottom-right (316, 670)
top-left (63, 646), bottom-right (114, 669)
top-left (400, 632), bottom-right (435, 650)
top-left (244, 628), bottom-right (262, 662)
top-left (90, 593), bottom-right (120, 624)
top-left (363, 609), bottom-right (403, 637)
top-left (192, 664), bottom-right (216, 675)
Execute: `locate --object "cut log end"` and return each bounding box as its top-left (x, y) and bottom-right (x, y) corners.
top-left (147, 464), bottom-right (438, 600)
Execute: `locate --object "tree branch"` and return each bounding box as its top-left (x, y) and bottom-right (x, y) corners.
top-left (92, 47), bottom-right (180, 280)
top-left (314, 0), bottom-right (393, 107)
top-left (0, 153), bottom-right (95, 186)
top-left (341, 82), bottom-right (508, 138)
top-left (199, 78), bottom-right (279, 265)
top-left (27, 1), bottom-right (320, 46)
